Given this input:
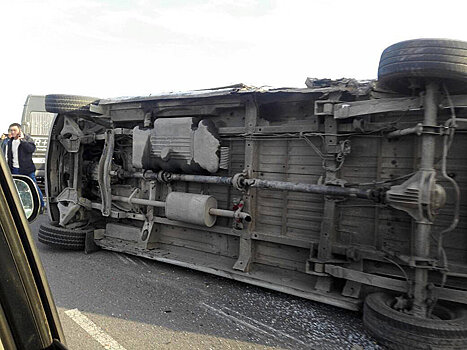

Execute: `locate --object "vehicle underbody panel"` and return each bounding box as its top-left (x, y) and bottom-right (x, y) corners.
top-left (44, 81), bottom-right (467, 315)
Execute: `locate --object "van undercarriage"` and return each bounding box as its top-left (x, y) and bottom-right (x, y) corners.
top-left (41, 39), bottom-right (467, 349)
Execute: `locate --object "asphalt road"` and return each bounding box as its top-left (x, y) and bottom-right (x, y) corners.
top-left (31, 214), bottom-right (383, 350)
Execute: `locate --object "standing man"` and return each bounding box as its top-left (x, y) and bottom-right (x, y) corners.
top-left (5, 123), bottom-right (44, 209)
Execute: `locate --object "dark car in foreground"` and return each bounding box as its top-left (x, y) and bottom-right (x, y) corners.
top-left (0, 150), bottom-right (66, 348)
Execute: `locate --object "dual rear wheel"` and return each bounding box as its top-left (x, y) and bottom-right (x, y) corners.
top-left (364, 293), bottom-right (467, 349)
top-left (367, 38), bottom-right (467, 349)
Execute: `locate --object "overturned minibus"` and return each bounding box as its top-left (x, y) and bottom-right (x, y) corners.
top-left (41, 39), bottom-right (467, 349)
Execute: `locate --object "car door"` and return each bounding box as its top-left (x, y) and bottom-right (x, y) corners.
top-left (0, 152), bottom-right (66, 349)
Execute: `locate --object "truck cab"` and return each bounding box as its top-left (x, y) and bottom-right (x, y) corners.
top-left (21, 95), bottom-right (56, 189)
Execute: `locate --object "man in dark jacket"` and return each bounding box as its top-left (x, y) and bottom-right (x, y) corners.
top-left (5, 123), bottom-right (44, 208)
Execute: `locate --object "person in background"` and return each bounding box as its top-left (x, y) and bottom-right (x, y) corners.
top-left (4, 123), bottom-right (44, 210)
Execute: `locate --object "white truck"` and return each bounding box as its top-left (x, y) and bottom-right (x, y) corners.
top-left (20, 95), bottom-right (56, 189)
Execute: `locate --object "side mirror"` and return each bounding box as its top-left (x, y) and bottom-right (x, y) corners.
top-left (12, 175), bottom-right (40, 222)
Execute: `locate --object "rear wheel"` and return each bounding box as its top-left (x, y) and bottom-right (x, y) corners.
top-left (38, 222), bottom-right (93, 250)
top-left (363, 292), bottom-right (467, 349)
top-left (45, 94), bottom-right (100, 114)
top-left (378, 39), bottom-right (467, 94)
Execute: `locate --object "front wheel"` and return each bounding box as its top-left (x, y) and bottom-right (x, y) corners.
top-left (38, 222), bottom-right (93, 250)
top-left (45, 94), bottom-right (100, 114)
top-left (363, 292), bottom-right (467, 349)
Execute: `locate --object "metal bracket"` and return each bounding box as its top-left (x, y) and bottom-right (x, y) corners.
top-left (305, 257), bottom-right (347, 276)
top-left (57, 202), bottom-right (80, 226)
top-left (56, 187), bottom-right (92, 226)
top-left (59, 116), bottom-right (84, 153)
top-left (397, 254), bottom-right (444, 270)
top-left (305, 261), bottom-right (329, 277)
top-left (137, 181), bottom-right (159, 249)
top-left (233, 229), bottom-right (252, 272)
top-left (89, 103), bottom-right (105, 115)
top-left (314, 100), bottom-right (339, 116)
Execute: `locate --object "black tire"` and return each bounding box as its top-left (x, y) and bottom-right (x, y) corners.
top-left (38, 222), bottom-right (93, 250)
top-left (38, 236), bottom-right (84, 250)
top-left (45, 94), bottom-right (100, 114)
top-left (363, 292), bottom-right (467, 349)
top-left (38, 231), bottom-right (85, 243)
top-left (378, 39), bottom-right (467, 94)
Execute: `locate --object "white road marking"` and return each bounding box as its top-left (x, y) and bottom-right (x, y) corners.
top-left (200, 303), bottom-right (309, 347)
top-left (65, 308), bottom-right (127, 350)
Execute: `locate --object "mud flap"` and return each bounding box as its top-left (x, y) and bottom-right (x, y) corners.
top-left (84, 230), bottom-right (100, 254)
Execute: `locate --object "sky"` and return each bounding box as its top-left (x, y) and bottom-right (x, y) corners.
top-left (1, 0), bottom-right (466, 132)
